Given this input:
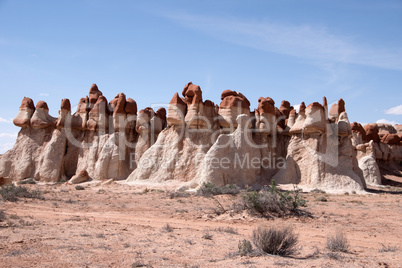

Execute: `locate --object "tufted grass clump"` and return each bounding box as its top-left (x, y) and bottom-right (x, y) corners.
top-left (252, 225), bottom-right (299, 256)
top-left (326, 231), bottom-right (350, 253)
top-left (0, 184), bottom-right (44, 202)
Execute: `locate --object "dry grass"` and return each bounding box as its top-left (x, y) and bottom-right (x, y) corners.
top-left (326, 231), bottom-right (350, 253)
top-left (252, 225), bottom-right (299, 256)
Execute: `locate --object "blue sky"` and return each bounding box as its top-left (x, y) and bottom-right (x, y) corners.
top-left (0, 0), bottom-right (401, 153)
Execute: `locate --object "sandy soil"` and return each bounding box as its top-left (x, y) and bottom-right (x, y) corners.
top-left (0, 181), bottom-right (401, 268)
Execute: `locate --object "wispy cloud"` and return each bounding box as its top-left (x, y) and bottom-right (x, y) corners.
top-left (39, 93), bottom-right (50, 97)
top-left (385, 104), bottom-right (402, 115)
top-left (376, 119), bottom-right (397, 125)
top-left (0, 117), bottom-right (12, 123)
top-left (0, 133), bottom-right (17, 138)
top-left (160, 11), bottom-right (402, 71)
top-left (293, 104), bottom-right (301, 113)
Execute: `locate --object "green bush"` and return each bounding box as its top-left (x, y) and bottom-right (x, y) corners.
top-left (196, 182), bottom-right (239, 196)
top-left (252, 225), bottom-right (299, 256)
top-left (0, 184), bottom-right (44, 202)
top-left (239, 180), bottom-right (307, 216)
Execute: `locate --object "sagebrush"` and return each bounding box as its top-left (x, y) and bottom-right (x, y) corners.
top-left (0, 184), bottom-right (44, 202)
top-left (252, 225), bottom-right (299, 256)
top-left (327, 231), bottom-right (350, 252)
top-left (238, 180), bottom-right (307, 216)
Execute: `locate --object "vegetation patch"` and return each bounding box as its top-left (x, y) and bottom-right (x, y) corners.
top-left (327, 231), bottom-right (350, 253)
top-left (196, 182), bottom-right (240, 196)
top-left (0, 184), bottom-right (44, 202)
top-left (235, 181), bottom-right (308, 217)
top-left (252, 225), bottom-right (299, 256)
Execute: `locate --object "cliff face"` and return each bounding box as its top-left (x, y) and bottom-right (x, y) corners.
top-left (1, 83), bottom-right (401, 192)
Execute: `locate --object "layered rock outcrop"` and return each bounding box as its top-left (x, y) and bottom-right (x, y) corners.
top-left (1, 82), bottom-right (400, 192)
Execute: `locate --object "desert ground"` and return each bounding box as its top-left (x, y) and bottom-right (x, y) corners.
top-left (0, 178), bottom-right (401, 268)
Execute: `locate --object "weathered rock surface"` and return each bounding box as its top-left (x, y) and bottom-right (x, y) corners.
top-left (68, 170), bottom-right (89, 184)
top-left (218, 90), bottom-right (250, 130)
top-left (1, 82), bottom-right (400, 193)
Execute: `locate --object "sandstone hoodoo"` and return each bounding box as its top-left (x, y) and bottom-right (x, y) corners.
top-left (0, 82), bottom-right (400, 193)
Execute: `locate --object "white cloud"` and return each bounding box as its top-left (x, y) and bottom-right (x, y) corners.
top-left (39, 93), bottom-right (50, 97)
top-left (293, 104), bottom-right (300, 113)
top-left (385, 104), bottom-right (402, 115)
top-left (160, 11), bottom-right (402, 71)
top-left (0, 117), bottom-right (11, 123)
top-left (0, 133), bottom-right (17, 138)
top-left (376, 119), bottom-right (397, 125)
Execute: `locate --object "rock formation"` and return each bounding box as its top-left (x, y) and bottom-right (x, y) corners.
top-left (0, 82), bottom-right (400, 193)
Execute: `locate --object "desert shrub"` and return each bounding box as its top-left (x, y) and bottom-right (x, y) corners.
top-left (0, 184), bottom-right (43, 202)
top-left (238, 239), bottom-right (253, 256)
top-left (316, 196), bottom-right (328, 202)
top-left (162, 223), bottom-right (173, 233)
top-left (0, 209), bottom-right (6, 222)
top-left (167, 190), bottom-right (190, 199)
top-left (252, 225), bottom-right (299, 256)
top-left (196, 182), bottom-right (239, 196)
top-left (239, 181), bottom-right (307, 216)
top-left (18, 178), bottom-right (36, 185)
top-left (327, 231), bottom-right (350, 252)
top-left (379, 243), bottom-right (399, 252)
top-left (202, 231), bottom-right (213, 240)
top-left (214, 227), bottom-right (238, 234)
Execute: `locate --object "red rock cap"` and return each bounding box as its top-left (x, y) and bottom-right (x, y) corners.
top-left (182, 82), bottom-right (203, 104)
top-left (60, 98), bottom-right (71, 111)
top-left (20, 97), bottom-right (35, 110)
top-left (364, 124), bottom-right (380, 143)
top-left (125, 98), bottom-right (137, 115)
top-left (219, 90), bottom-right (250, 109)
top-left (36, 101), bottom-right (49, 110)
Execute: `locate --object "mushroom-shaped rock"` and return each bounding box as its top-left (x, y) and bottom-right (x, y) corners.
top-left (150, 108), bottom-right (166, 134)
top-left (337, 112), bottom-right (352, 137)
top-left (71, 97), bottom-right (89, 130)
top-left (287, 110), bottom-right (297, 128)
top-left (88, 84), bottom-right (103, 105)
top-left (30, 101), bottom-right (57, 128)
top-left (167, 92), bottom-right (187, 127)
top-left (289, 102), bottom-right (306, 134)
top-left (200, 100), bottom-right (216, 129)
top-left (56, 98), bottom-right (71, 128)
top-left (68, 170), bottom-right (89, 184)
top-left (364, 124), bottom-right (380, 143)
top-left (87, 96), bottom-right (109, 131)
top-left (125, 98), bottom-right (137, 115)
top-left (13, 97), bottom-right (35, 127)
top-left (218, 89), bottom-right (250, 129)
top-left (279, 100), bottom-right (292, 119)
top-left (328, 98), bottom-right (345, 122)
top-left (150, 107), bottom-right (167, 134)
top-left (182, 82), bottom-right (202, 105)
top-left (255, 97), bottom-right (276, 134)
top-left (350, 122), bottom-right (368, 145)
top-left (376, 123), bottom-right (397, 135)
top-left (110, 93), bottom-right (127, 132)
top-left (381, 133), bottom-right (400, 145)
top-left (183, 82), bottom-right (205, 129)
top-left (136, 107), bottom-right (154, 134)
top-left (322, 96), bottom-right (328, 118)
top-left (302, 102), bottom-right (326, 133)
